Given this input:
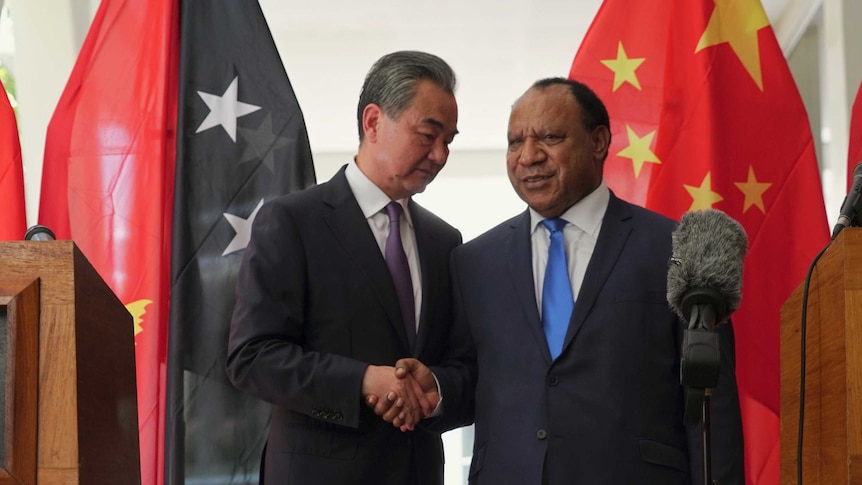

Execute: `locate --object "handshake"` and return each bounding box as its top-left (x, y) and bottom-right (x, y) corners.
top-left (361, 358), bottom-right (438, 432)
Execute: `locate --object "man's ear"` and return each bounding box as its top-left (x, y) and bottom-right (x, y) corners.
top-left (362, 104), bottom-right (383, 143)
top-left (592, 125), bottom-right (610, 160)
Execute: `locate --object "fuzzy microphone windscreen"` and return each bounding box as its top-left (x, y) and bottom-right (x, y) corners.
top-left (667, 209), bottom-right (748, 323)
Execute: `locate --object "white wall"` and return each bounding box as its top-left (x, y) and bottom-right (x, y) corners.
top-left (265, 0), bottom-right (603, 246)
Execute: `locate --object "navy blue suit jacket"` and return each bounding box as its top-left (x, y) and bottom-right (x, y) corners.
top-left (227, 167), bottom-right (465, 485)
top-left (439, 192), bottom-right (744, 485)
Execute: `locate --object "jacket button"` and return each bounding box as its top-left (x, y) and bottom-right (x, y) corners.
top-left (547, 376), bottom-right (559, 386)
top-left (311, 409), bottom-right (320, 417)
top-left (335, 413), bottom-right (344, 421)
top-left (536, 429), bottom-right (548, 440)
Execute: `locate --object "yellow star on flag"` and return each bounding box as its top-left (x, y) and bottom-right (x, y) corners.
top-left (616, 125), bottom-right (661, 177)
top-left (600, 41), bottom-right (646, 91)
top-left (734, 165), bottom-right (772, 213)
top-left (696, 0), bottom-right (770, 90)
top-left (685, 172), bottom-right (724, 211)
top-left (126, 299), bottom-right (154, 338)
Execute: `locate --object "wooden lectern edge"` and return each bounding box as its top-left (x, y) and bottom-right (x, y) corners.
top-left (0, 277), bottom-right (40, 485)
top-left (0, 241), bottom-right (141, 485)
top-left (780, 227), bottom-right (862, 485)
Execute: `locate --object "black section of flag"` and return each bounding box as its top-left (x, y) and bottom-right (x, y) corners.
top-left (167, 0), bottom-right (315, 482)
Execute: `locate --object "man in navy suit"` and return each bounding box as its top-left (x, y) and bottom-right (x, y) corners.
top-left (398, 78), bottom-right (744, 484)
top-left (226, 51), bottom-right (471, 485)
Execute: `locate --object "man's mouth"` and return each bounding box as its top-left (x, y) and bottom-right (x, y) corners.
top-left (415, 166), bottom-right (438, 178)
top-left (523, 174), bottom-right (552, 183)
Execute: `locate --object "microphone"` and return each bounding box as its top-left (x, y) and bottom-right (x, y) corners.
top-left (667, 209), bottom-right (748, 424)
top-left (24, 225), bottom-right (56, 241)
top-left (832, 161), bottom-right (862, 239)
top-left (667, 209), bottom-right (748, 330)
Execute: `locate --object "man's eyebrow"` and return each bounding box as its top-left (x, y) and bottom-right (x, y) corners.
top-left (422, 118), bottom-right (444, 130)
top-left (422, 118), bottom-right (459, 136)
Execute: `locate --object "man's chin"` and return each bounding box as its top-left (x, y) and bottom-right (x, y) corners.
top-left (407, 176), bottom-right (436, 195)
top-left (409, 184), bottom-right (429, 195)
top-left (519, 194), bottom-right (562, 217)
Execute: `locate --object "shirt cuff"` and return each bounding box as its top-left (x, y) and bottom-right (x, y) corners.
top-left (428, 371), bottom-right (443, 417)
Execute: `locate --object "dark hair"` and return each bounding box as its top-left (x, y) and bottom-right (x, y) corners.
top-left (357, 51), bottom-right (457, 141)
top-left (531, 77), bottom-right (611, 146)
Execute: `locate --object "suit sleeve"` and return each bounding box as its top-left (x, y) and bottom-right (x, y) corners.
top-left (426, 246), bottom-right (477, 433)
top-left (226, 200), bottom-right (369, 429)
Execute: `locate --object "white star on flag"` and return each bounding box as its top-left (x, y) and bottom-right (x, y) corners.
top-left (196, 76), bottom-right (261, 142)
top-left (222, 198), bottom-right (265, 255)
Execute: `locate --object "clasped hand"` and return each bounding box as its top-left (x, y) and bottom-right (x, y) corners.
top-left (362, 358), bottom-right (438, 431)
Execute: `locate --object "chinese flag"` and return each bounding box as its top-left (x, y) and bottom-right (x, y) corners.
top-left (570, 1), bottom-right (829, 484)
top-left (0, 81), bottom-right (26, 240)
top-left (848, 80), bottom-right (862, 190)
top-left (38, 0), bottom-right (179, 484)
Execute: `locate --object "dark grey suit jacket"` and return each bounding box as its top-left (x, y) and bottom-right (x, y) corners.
top-left (440, 192), bottom-right (744, 485)
top-left (226, 166), bottom-right (464, 485)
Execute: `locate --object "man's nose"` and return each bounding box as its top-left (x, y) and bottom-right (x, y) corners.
top-left (428, 138), bottom-right (449, 165)
top-left (518, 138), bottom-right (546, 165)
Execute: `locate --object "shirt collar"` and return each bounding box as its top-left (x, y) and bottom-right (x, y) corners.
top-left (529, 180), bottom-right (609, 236)
top-left (345, 160), bottom-right (413, 227)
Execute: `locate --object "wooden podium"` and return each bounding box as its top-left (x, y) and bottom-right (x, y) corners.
top-left (780, 228), bottom-right (862, 484)
top-left (0, 241), bottom-right (140, 484)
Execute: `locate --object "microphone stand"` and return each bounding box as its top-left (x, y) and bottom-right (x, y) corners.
top-left (702, 389), bottom-right (714, 485)
top-left (679, 289), bottom-right (723, 485)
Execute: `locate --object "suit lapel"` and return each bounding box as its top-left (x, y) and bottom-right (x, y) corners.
top-left (411, 202), bottom-right (436, 356)
top-left (506, 211), bottom-right (550, 363)
top-left (561, 193), bottom-right (632, 353)
top-left (321, 169), bottom-right (411, 350)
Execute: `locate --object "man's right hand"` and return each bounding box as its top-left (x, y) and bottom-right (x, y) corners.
top-left (361, 365), bottom-right (423, 430)
top-left (394, 358), bottom-right (440, 419)
top-left (363, 360), bottom-right (440, 431)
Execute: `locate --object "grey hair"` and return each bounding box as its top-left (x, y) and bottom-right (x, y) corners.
top-left (357, 50), bottom-right (457, 141)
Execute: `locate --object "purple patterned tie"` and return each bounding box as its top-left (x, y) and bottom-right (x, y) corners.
top-left (384, 202), bottom-right (416, 350)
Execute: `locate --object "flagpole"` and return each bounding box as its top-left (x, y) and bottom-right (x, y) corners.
top-left (702, 391), bottom-right (716, 485)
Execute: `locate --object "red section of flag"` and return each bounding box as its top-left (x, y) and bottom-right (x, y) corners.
top-left (570, 1), bottom-right (829, 484)
top-left (849, 80), bottom-right (862, 190)
top-left (38, 1), bottom-right (179, 484)
top-left (0, 81), bottom-right (26, 241)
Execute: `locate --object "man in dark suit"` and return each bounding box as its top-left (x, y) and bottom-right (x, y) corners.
top-left (226, 50), bottom-right (469, 485)
top-left (402, 78), bottom-right (744, 484)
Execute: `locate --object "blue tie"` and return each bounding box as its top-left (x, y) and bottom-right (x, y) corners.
top-left (541, 218), bottom-right (574, 360)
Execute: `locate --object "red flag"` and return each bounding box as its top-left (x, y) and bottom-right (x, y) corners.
top-left (0, 81), bottom-right (26, 241)
top-left (38, 1), bottom-right (179, 484)
top-left (848, 80), bottom-right (862, 190)
top-left (570, 1), bottom-right (829, 484)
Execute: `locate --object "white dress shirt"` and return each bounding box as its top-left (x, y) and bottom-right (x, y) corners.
top-left (530, 181), bottom-right (609, 317)
top-left (345, 161), bottom-right (422, 330)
